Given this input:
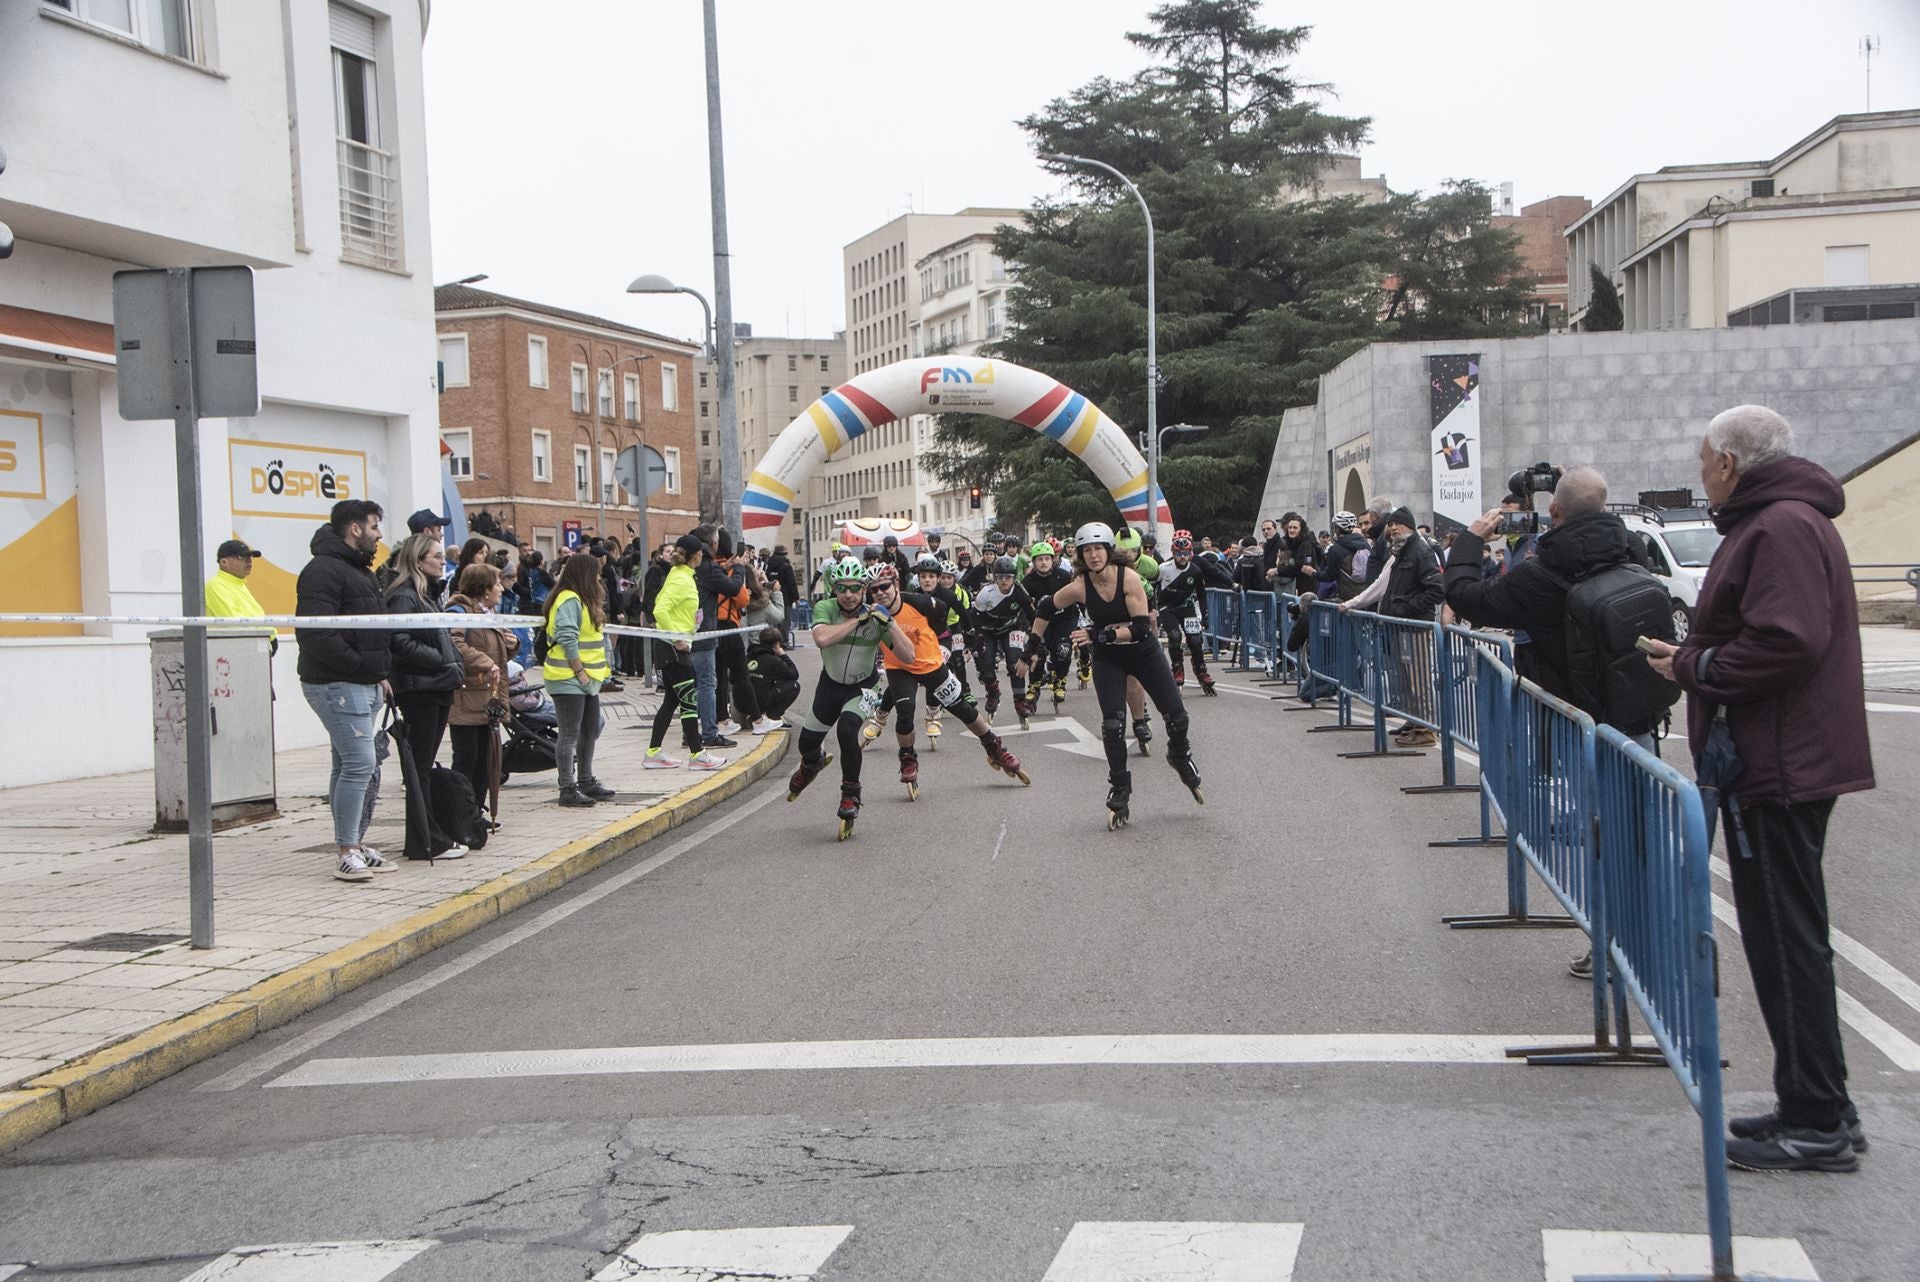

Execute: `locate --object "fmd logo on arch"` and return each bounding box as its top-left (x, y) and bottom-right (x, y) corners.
top-left (920, 363), bottom-right (997, 393)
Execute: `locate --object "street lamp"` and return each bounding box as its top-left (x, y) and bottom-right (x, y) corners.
top-left (628, 272), bottom-right (739, 541)
top-left (1039, 151), bottom-right (1160, 545)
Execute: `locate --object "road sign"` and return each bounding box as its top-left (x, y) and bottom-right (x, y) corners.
top-left (112, 267), bottom-right (259, 421)
top-left (562, 520), bottom-right (583, 550)
top-left (613, 444), bottom-right (666, 500)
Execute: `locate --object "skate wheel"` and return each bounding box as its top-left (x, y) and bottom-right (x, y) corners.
top-left (786, 790), bottom-right (799, 803)
top-left (838, 820), bottom-right (854, 841)
top-left (1137, 742), bottom-right (1150, 757)
top-left (1108, 812), bottom-right (1127, 830)
top-left (905, 782), bottom-right (918, 801)
top-left (1192, 788), bottom-right (1205, 805)
top-left (1016, 770), bottom-right (1031, 786)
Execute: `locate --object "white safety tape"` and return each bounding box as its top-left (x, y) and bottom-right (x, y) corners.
top-left (0, 613), bottom-right (769, 643)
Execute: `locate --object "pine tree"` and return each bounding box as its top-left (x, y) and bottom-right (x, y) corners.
top-left (1584, 263), bottom-right (1625, 331)
top-left (926, 0), bottom-right (1530, 536)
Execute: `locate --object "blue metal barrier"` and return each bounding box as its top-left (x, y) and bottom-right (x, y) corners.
top-left (1239, 590), bottom-right (1280, 675)
top-left (1418, 625), bottom-right (1515, 821)
top-left (1203, 587), bottom-right (1237, 663)
top-left (1590, 727), bottom-right (1736, 1282)
top-left (1297, 600), bottom-right (1360, 725)
top-left (1332, 611), bottom-right (1427, 760)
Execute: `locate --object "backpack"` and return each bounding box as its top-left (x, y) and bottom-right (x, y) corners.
top-left (1554, 562), bottom-right (1681, 733)
top-left (1337, 546), bottom-right (1368, 601)
top-left (428, 764), bottom-right (490, 850)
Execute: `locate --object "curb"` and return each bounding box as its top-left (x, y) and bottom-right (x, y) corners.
top-left (0, 730), bottom-right (790, 1156)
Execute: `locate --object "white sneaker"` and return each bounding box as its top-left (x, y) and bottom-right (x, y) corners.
top-left (356, 846), bottom-right (399, 874)
top-left (435, 844), bottom-right (469, 860)
top-left (751, 716), bottom-right (782, 735)
top-left (334, 852), bottom-right (373, 883)
top-left (716, 719), bottom-right (742, 736)
top-left (644, 750), bottom-right (683, 769)
top-left (689, 751), bottom-right (728, 770)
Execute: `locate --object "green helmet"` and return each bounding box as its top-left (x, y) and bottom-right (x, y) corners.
top-left (824, 557), bottom-right (867, 590)
top-left (1114, 528), bottom-right (1143, 556)
top-left (1029, 540), bottom-right (1054, 559)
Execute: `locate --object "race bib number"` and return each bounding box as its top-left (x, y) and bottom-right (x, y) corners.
top-left (932, 672), bottom-right (963, 705)
top-left (1182, 616), bottom-right (1203, 635)
top-left (1008, 631), bottom-right (1028, 651)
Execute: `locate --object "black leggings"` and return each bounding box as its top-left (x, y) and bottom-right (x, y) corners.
top-left (1090, 642), bottom-right (1187, 780)
top-left (394, 692), bottom-right (451, 856)
top-left (880, 664), bottom-right (982, 734)
top-left (1164, 613), bottom-right (1211, 676)
top-left (650, 653), bottom-right (702, 754)
top-left (972, 634), bottom-right (1028, 702)
top-left (798, 674), bottom-right (872, 788)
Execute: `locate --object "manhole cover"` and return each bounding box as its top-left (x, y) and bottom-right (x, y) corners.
top-left (69, 932), bottom-right (188, 952)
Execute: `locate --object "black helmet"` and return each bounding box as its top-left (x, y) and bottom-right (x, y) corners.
top-left (992, 555), bottom-right (1018, 576)
top-left (986, 529), bottom-right (1005, 545)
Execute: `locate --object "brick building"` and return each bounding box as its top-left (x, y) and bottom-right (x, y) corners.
top-left (434, 284), bottom-right (701, 558)
top-left (1493, 195), bottom-right (1592, 329)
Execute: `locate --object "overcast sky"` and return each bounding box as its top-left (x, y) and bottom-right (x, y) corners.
top-left (422, 0), bottom-right (1920, 347)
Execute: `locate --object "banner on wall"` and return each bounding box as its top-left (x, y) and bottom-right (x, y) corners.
top-left (1426, 354), bottom-right (1483, 534)
top-left (0, 383), bottom-right (83, 637)
top-left (227, 419), bottom-right (385, 617)
top-left (1331, 433), bottom-right (1373, 519)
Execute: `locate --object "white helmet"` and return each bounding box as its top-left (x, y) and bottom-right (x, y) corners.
top-left (1073, 521), bottom-right (1115, 550)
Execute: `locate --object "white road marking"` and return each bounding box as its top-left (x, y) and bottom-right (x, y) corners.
top-left (1708, 897), bottom-right (1920, 1071)
top-left (200, 786), bottom-right (788, 1092)
top-left (1865, 701), bottom-right (1920, 713)
top-left (0, 1266), bottom-right (23, 1281)
top-left (267, 1033), bottom-right (1557, 1088)
top-left (1042, 1221), bottom-right (1303, 1281)
top-left (593, 1225), bottom-right (852, 1281)
top-left (179, 1240), bottom-right (434, 1281)
top-left (1540, 1229), bottom-right (1817, 1281)
top-left (992, 815), bottom-right (1009, 863)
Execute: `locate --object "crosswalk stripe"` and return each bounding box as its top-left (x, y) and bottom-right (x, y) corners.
top-left (178, 1239), bottom-right (435, 1281)
top-left (267, 1033), bottom-right (1558, 1088)
top-left (1041, 1221), bottom-right (1304, 1281)
top-left (0, 1265), bottom-right (23, 1281)
top-left (1540, 1229), bottom-right (1818, 1280)
top-left (593, 1225), bottom-right (853, 1280)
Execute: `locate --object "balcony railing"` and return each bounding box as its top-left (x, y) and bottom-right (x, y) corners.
top-left (337, 137), bottom-right (401, 271)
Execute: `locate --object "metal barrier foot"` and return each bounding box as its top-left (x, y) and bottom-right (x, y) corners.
top-left (1428, 834), bottom-right (1507, 848)
top-left (1402, 782), bottom-right (1479, 795)
top-left (1306, 723), bottom-right (1371, 733)
top-left (1506, 1039), bottom-right (1667, 1067)
top-left (1441, 911), bottom-right (1577, 929)
top-left (1338, 747), bottom-right (1425, 759)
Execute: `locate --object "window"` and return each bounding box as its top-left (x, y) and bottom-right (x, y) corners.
top-left (601, 447), bottom-right (617, 503)
top-left (570, 364), bottom-right (588, 413)
top-left (437, 334), bottom-right (469, 388)
top-left (820, 355), bottom-right (830, 372)
top-left (623, 372), bottom-right (640, 420)
top-left (787, 355), bottom-right (798, 372)
top-left (573, 445), bottom-right (591, 500)
top-left (662, 447), bottom-right (682, 494)
top-left (531, 430), bottom-right (551, 482)
top-left (331, 5), bottom-right (399, 270)
top-left (788, 385), bottom-right (798, 403)
top-left (49, 0), bottom-right (196, 60)
top-left (533, 528), bottom-right (557, 558)
top-left (441, 429), bottom-right (473, 479)
top-left (661, 363), bottom-right (679, 411)
top-left (820, 385), bottom-right (830, 397)
top-left (699, 400), bottom-right (709, 419)
top-left (698, 369), bottom-right (709, 389)
top-left (527, 336), bottom-right (548, 387)
top-left (597, 368), bottom-right (613, 417)
top-left (700, 430), bottom-right (710, 447)
top-left (1825, 245), bottom-right (1870, 288)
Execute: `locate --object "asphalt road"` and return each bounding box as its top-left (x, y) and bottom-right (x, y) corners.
top-left (2, 648), bottom-right (1916, 1281)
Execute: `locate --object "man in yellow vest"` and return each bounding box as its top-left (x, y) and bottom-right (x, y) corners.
top-left (206, 540), bottom-right (266, 619)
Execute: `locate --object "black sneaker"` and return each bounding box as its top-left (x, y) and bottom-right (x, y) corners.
top-left (1731, 1104), bottom-right (1866, 1153)
top-left (578, 779), bottom-right (616, 801)
top-left (1726, 1123), bottom-right (1857, 1173)
top-left (1568, 949), bottom-right (1593, 979)
top-left (704, 734), bottom-right (738, 749)
top-left (558, 786), bottom-right (597, 808)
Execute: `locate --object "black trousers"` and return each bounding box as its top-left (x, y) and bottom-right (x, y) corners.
top-left (714, 633), bottom-right (760, 724)
top-left (751, 677), bottom-right (800, 720)
top-left (1726, 796), bottom-right (1851, 1131)
top-left (1163, 613), bottom-right (1211, 677)
top-left (394, 692), bottom-right (451, 855)
top-left (448, 723), bottom-right (495, 819)
top-left (1090, 641), bottom-right (1187, 781)
top-left (651, 653), bottom-right (703, 754)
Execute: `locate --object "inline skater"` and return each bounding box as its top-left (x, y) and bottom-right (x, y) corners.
top-left (861, 563), bottom-right (1028, 796)
top-left (1021, 540), bottom-right (1075, 710)
top-left (789, 556), bottom-right (906, 840)
top-left (1156, 529), bottom-right (1229, 692)
top-left (1030, 522), bottom-right (1202, 829)
top-left (938, 558), bottom-right (973, 707)
top-left (959, 537), bottom-right (996, 594)
top-left (912, 554), bottom-right (968, 745)
top-left (969, 554), bottom-right (1036, 728)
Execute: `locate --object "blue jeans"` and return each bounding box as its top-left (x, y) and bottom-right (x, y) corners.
top-left (690, 644), bottom-right (718, 740)
top-left (303, 680), bottom-right (383, 848)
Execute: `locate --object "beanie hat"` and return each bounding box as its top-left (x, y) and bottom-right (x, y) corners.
top-left (1386, 506), bottom-right (1417, 530)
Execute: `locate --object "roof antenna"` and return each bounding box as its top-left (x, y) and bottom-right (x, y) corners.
top-left (1860, 35), bottom-right (1880, 111)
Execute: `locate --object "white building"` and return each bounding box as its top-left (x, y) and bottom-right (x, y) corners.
top-left (910, 231), bottom-right (1014, 547)
top-left (0, 0), bottom-right (441, 785)
top-left (810, 207), bottom-right (1022, 557)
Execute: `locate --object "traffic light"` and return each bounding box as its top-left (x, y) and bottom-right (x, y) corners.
top-left (969, 486), bottom-right (982, 510)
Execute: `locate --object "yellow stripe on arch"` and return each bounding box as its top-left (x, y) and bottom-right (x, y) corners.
top-left (807, 403), bottom-right (844, 453)
top-left (1063, 404), bottom-right (1100, 456)
top-left (1109, 467), bottom-right (1149, 501)
top-left (749, 470), bottom-right (796, 502)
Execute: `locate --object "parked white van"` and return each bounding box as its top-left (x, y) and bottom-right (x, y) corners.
top-left (1612, 504), bottom-right (1723, 642)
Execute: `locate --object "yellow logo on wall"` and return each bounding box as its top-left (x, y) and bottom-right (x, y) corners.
top-left (229, 438), bottom-right (368, 520)
top-left (0, 409), bottom-right (48, 499)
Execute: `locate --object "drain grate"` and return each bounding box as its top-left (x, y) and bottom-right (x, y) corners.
top-left (68, 932), bottom-right (188, 952)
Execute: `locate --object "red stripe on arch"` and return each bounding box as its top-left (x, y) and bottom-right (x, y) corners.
top-left (1012, 384), bottom-right (1069, 428)
top-left (837, 383), bottom-right (898, 428)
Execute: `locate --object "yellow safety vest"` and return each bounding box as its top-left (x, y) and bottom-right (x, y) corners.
top-left (542, 589), bottom-right (611, 685)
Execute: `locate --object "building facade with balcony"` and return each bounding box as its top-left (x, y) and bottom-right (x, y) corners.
top-left (434, 285), bottom-right (700, 559)
top-left (696, 334), bottom-right (845, 559)
top-left (1566, 110), bottom-right (1920, 330)
top-left (910, 232), bottom-right (1012, 550)
top-left (808, 208), bottom-right (1022, 558)
top-left (0, 0), bottom-right (441, 784)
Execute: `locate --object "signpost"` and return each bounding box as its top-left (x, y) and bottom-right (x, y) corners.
top-left (112, 266), bottom-right (259, 950)
top-left (613, 444), bottom-right (667, 678)
top-left (562, 519), bottom-right (584, 551)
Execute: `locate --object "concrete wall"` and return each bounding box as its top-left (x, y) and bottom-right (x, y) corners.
top-left (1834, 432), bottom-right (1920, 596)
top-left (1258, 317), bottom-right (1920, 535)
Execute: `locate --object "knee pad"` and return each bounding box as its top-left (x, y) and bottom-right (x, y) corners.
top-left (1101, 714), bottom-right (1127, 745)
top-left (1166, 711), bottom-right (1191, 743)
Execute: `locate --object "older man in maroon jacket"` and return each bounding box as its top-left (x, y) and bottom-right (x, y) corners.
top-left (1647, 405), bottom-right (1874, 1173)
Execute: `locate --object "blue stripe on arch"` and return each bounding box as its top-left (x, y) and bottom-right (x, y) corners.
top-left (743, 492), bottom-right (791, 513)
top-left (823, 392), bottom-right (867, 441)
top-left (1039, 392), bottom-right (1086, 441)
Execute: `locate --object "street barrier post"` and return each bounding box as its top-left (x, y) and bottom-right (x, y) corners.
top-left (1337, 611), bottom-right (1425, 761)
top-left (1305, 602), bottom-right (1370, 734)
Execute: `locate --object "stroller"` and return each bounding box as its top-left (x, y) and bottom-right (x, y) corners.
top-left (500, 662), bottom-right (559, 779)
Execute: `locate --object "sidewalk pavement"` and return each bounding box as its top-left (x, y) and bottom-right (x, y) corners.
top-left (0, 687), bottom-right (788, 1147)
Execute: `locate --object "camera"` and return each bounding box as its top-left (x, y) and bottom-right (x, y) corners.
top-left (1498, 462), bottom-right (1563, 537)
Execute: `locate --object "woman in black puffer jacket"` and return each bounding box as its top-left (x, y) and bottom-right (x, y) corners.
top-left (1277, 512), bottom-right (1321, 598)
top-left (385, 535), bottom-right (466, 859)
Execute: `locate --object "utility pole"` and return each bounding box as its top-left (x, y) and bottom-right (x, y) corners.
top-left (703, 0), bottom-right (742, 544)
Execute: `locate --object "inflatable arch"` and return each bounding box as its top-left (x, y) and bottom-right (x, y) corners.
top-left (740, 356), bottom-right (1174, 536)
